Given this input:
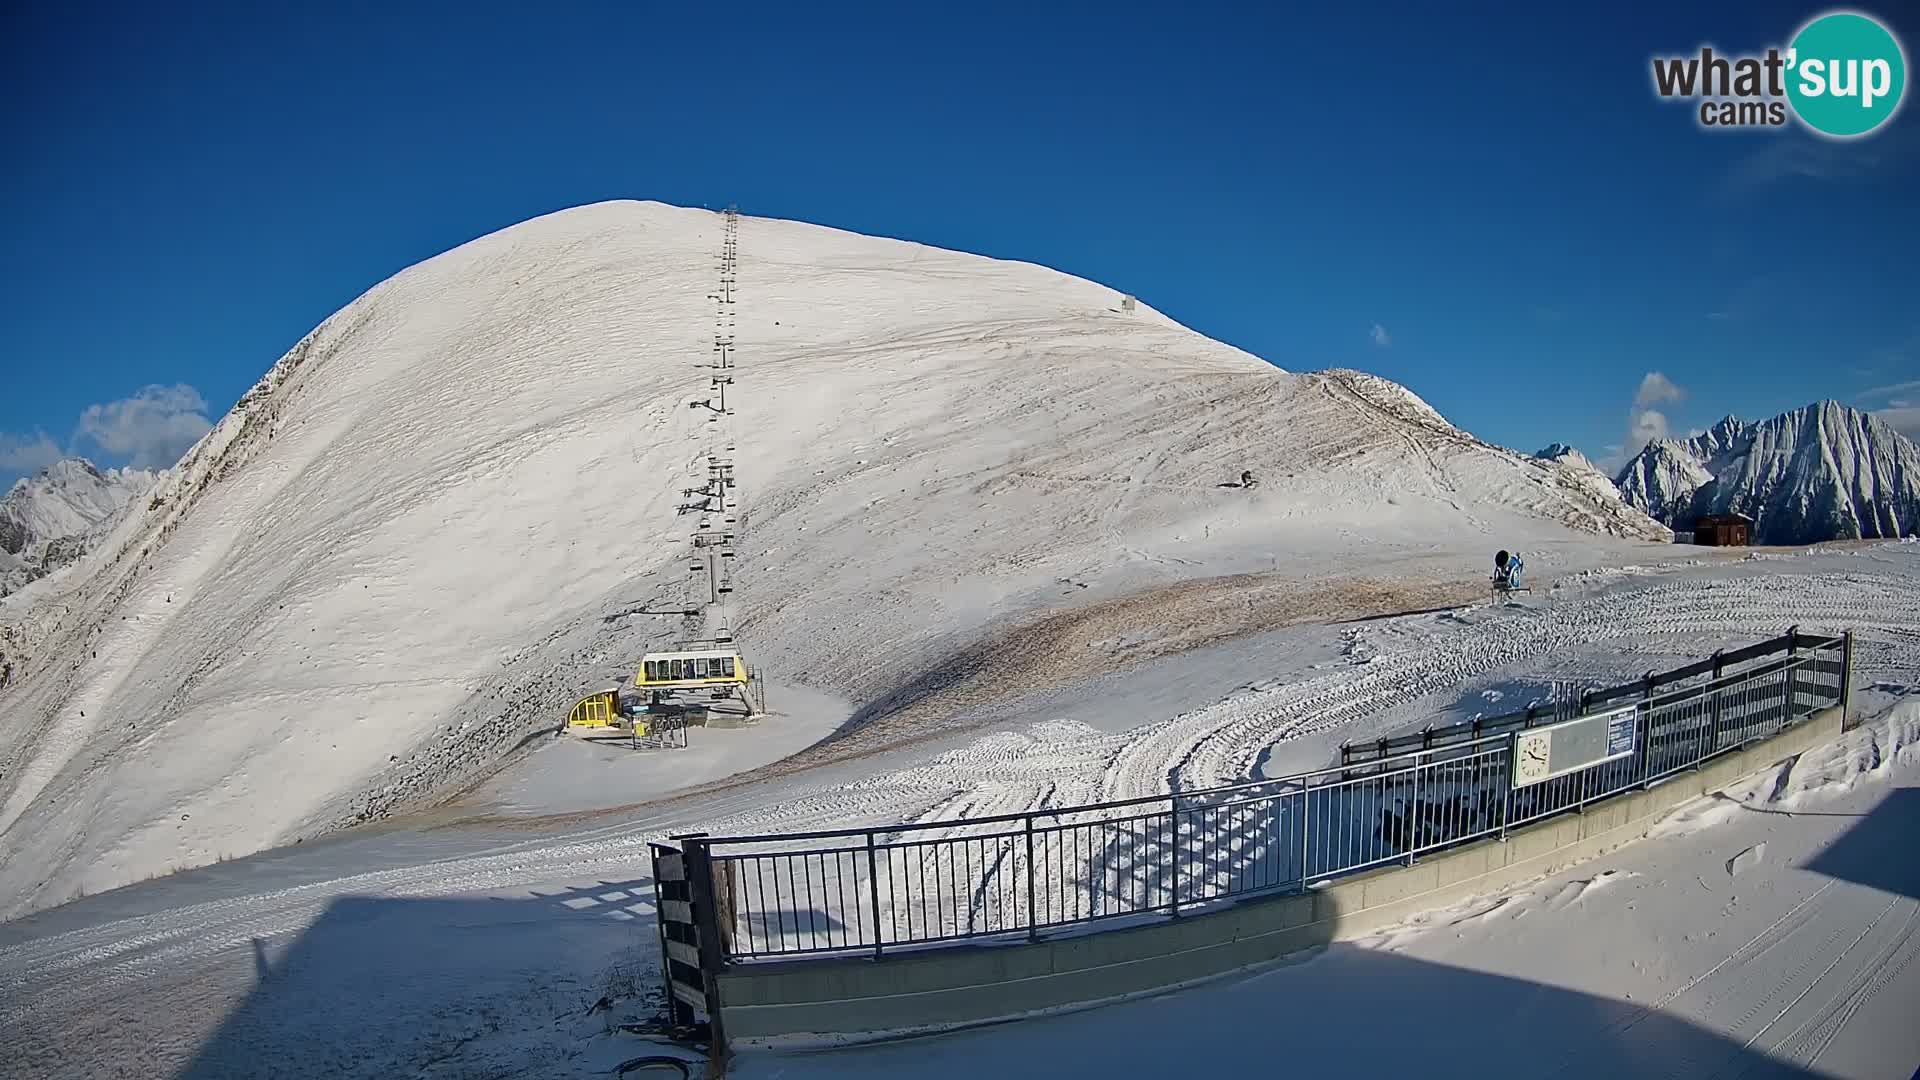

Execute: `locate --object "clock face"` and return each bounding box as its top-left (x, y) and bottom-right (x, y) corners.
top-left (1515, 732), bottom-right (1551, 784)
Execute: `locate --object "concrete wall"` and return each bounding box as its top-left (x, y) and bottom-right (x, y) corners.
top-left (718, 705), bottom-right (1844, 1044)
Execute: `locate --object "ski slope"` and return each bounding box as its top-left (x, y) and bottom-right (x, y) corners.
top-left (0, 547), bottom-right (1915, 1079)
top-left (0, 200), bottom-right (1667, 916)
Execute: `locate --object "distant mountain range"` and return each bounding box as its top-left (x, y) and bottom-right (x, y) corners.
top-left (1612, 402), bottom-right (1920, 545)
top-left (1, 458), bottom-right (156, 598)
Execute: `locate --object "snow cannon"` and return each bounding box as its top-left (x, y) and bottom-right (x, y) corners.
top-left (1491, 550), bottom-right (1530, 605)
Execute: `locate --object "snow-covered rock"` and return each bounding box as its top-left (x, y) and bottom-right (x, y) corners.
top-left (1615, 438), bottom-right (1715, 525)
top-left (1614, 402), bottom-right (1920, 545)
top-left (0, 459), bottom-right (157, 598)
top-left (0, 201), bottom-right (1670, 915)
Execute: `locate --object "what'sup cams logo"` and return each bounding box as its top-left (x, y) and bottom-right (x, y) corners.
top-left (1652, 10), bottom-right (1907, 137)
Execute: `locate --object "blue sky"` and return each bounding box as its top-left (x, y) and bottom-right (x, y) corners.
top-left (3, 2), bottom-right (1917, 486)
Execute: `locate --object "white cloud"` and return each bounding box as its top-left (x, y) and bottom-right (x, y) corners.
top-left (1369, 324), bottom-right (1391, 348)
top-left (1877, 407), bottom-right (1920, 442)
top-left (1629, 408), bottom-right (1672, 449)
top-left (1633, 372), bottom-right (1685, 411)
top-left (73, 384), bottom-right (213, 469)
top-left (1859, 378), bottom-right (1920, 402)
top-left (0, 431), bottom-right (64, 477)
top-left (1622, 371), bottom-right (1688, 460)
top-left (1858, 378), bottom-right (1920, 443)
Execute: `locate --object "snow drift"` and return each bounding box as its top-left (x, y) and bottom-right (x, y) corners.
top-left (0, 201), bottom-right (1666, 915)
top-left (1616, 403), bottom-right (1920, 544)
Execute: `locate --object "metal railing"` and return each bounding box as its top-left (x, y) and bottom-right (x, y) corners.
top-left (679, 629), bottom-right (1849, 962)
top-left (1339, 626), bottom-right (1844, 764)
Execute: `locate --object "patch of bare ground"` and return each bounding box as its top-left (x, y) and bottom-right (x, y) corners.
top-left (441, 572), bottom-right (1481, 832)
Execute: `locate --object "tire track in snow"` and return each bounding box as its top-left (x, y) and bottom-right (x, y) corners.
top-left (1767, 898), bottom-right (1920, 1069)
top-left (1118, 570), bottom-right (1920, 803)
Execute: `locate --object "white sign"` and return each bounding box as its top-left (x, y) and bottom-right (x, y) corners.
top-left (1511, 704), bottom-right (1639, 788)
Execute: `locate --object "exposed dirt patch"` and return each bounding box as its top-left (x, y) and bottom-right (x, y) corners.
top-left (440, 571), bottom-right (1482, 832)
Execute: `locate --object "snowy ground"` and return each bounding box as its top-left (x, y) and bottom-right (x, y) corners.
top-left (0, 548), bottom-right (1915, 1078)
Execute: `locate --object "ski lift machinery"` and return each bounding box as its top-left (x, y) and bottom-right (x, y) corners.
top-left (634, 645), bottom-right (763, 717)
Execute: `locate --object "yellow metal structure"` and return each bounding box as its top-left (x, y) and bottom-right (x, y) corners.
top-left (567, 689), bottom-right (621, 729)
top-left (635, 649), bottom-right (749, 690)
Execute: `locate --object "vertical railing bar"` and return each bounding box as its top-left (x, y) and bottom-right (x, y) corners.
top-left (1023, 815), bottom-right (1037, 939)
top-left (1407, 757), bottom-right (1421, 865)
top-left (801, 851), bottom-right (817, 948)
top-left (865, 833), bottom-right (882, 959)
top-left (1169, 796), bottom-right (1182, 916)
top-left (1841, 630), bottom-right (1855, 728)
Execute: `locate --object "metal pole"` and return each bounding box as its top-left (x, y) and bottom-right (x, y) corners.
top-left (1786, 626), bottom-right (1800, 722)
top-left (1841, 630), bottom-right (1855, 728)
top-left (1709, 650), bottom-right (1725, 755)
top-left (1499, 733), bottom-right (1516, 840)
top-left (1639, 671), bottom-right (1656, 787)
top-left (1169, 795), bottom-right (1182, 917)
top-left (1407, 757), bottom-right (1421, 866)
top-left (1298, 785), bottom-right (1311, 886)
top-left (866, 832), bottom-right (883, 960)
top-left (1024, 815), bottom-right (1038, 941)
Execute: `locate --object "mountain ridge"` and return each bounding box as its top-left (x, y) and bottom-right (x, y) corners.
top-left (1614, 400), bottom-right (1920, 544)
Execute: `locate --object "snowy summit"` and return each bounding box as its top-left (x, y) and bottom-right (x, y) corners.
top-left (0, 201), bottom-right (1667, 915)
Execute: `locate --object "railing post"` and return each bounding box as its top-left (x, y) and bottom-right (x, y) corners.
top-left (1708, 649), bottom-right (1725, 758)
top-left (1169, 795), bottom-right (1182, 917)
top-left (1786, 626), bottom-right (1800, 722)
top-left (1023, 815), bottom-right (1038, 941)
top-left (1298, 784), bottom-right (1311, 886)
top-left (1841, 630), bottom-right (1855, 729)
top-left (1639, 670), bottom-right (1656, 788)
top-left (1407, 755), bottom-right (1421, 866)
top-left (1499, 732), bottom-right (1516, 840)
top-left (680, 834), bottom-right (729, 1061)
top-left (866, 831), bottom-right (883, 960)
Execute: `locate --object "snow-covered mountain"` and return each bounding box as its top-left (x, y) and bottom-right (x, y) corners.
top-left (1615, 438), bottom-right (1716, 525)
top-left (1535, 443), bottom-right (1598, 474)
top-left (1, 459), bottom-right (156, 599)
top-left (1530, 441), bottom-right (1643, 514)
top-left (1614, 402), bottom-right (1920, 544)
top-left (0, 201), bottom-right (1668, 915)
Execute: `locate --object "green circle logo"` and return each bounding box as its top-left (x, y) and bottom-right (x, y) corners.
top-left (1786, 11), bottom-right (1907, 137)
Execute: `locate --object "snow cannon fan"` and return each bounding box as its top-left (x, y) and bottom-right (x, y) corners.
top-left (1491, 549), bottom-right (1529, 605)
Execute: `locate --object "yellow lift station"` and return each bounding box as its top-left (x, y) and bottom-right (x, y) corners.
top-left (635, 647), bottom-right (759, 716)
